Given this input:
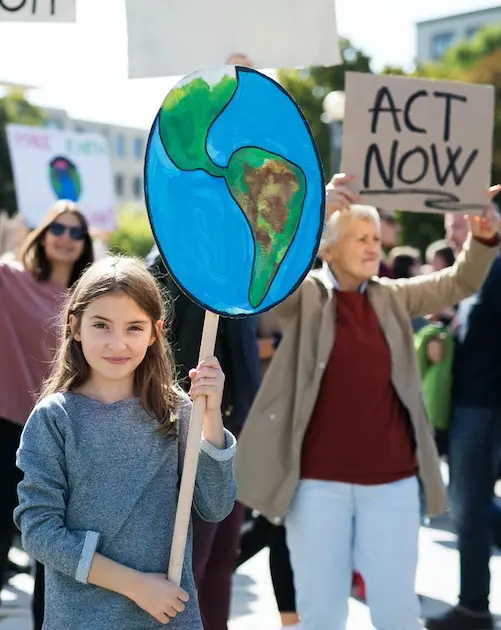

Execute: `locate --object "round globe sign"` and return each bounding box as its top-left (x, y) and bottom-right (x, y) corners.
top-left (145, 65), bottom-right (325, 317)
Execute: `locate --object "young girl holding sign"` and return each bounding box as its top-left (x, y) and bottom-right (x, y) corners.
top-left (14, 256), bottom-right (237, 629)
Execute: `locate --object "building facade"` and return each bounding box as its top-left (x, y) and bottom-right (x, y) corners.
top-left (416, 5), bottom-right (501, 63)
top-left (44, 107), bottom-right (148, 208)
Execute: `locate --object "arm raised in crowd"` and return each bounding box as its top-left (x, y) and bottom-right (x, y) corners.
top-left (387, 196), bottom-right (501, 319)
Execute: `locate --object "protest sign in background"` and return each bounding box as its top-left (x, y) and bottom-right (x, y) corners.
top-left (0, 0), bottom-right (76, 22)
top-left (125, 0), bottom-right (341, 79)
top-left (6, 124), bottom-right (116, 230)
top-left (341, 72), bottom-right (495, 213)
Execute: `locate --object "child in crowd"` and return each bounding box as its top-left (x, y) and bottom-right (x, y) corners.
top-left (15, 256), bottom-right (237, 629)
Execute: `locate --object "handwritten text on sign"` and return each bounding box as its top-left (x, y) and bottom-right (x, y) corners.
top-left (341, 72), bottom-right (494, 213)
top-left (0, 0), bottom-right (76, 22)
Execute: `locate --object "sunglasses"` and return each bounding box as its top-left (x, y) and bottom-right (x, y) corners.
top-left (47, 222), bottom-right (87, 241)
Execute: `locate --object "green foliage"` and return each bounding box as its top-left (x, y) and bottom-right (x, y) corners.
top-left (108, 206), bottom-right (154, 259)
top-left (381, 66), bottom-right (407, 76)
top-left (396, 211), bottom-right (445, 258)
top-left (441, 25), bottom-right (501, 72)
top-left (0, 90), bottom-right (46, 215)
top-left (466, 49), bottom-right (501, 185)
top-left (278, 39), bottom-right (372, 174)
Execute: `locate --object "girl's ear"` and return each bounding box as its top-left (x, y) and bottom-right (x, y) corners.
top-left (69, 314), bottom-right (81, 342)
top-left (149, 319), bottom-right (163, 346)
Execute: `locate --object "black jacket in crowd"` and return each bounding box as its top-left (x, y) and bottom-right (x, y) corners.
top-left (150, 255), bottom-right (261, 435)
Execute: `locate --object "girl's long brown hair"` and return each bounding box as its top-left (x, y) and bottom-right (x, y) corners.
top-left (41, 256), bottom-right (181, 436)
top-left (20, 200), bottom-right (94, 287)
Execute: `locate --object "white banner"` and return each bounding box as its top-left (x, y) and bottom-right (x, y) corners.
top-left (6, 124), bottom-right (116, 231)
top-left (0, 0), bottom-right (76, 22)
top-left (125, 0), bottom-right (341, 79)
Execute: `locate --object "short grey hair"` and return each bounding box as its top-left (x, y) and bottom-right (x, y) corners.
top-left (319, 205), bottom-right (381, 252)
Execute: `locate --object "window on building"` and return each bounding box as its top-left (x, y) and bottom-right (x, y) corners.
top-left (133, 137), bottom-right (144, 160)
top-left (132, 175), bottom-right (143, 199)
top-left (431, 32), bottom-right (455, 60)
top-left (115, 134), bottom-right (126, 158)
top-left (465, 26), bottom-right (480, 39)
top-left (115, 174), bottom-right (124, 197)
top-left (45, 118), bottom-right (62, 129)
top-left (74, 125), bottom-right (86, 133)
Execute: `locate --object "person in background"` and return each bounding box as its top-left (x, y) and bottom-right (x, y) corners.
top-left (426, 239), bottom-right (456, 272)
top-left (378, 208), bottom-right (400, 277)
top-left (425, 205), bottom-right (501, 630)
top-left (0, 213), bottom-right (30, 262)
top-left (389, 246), bottom-right (422, 279)
top-left (0, 201), bottom-right (94, 630)
top-left (150, 256), bottom-right (260, 630)
top-left (236, 173), bottom-right (500, 630)
top-left (388, 247), bottom-right (427, 332)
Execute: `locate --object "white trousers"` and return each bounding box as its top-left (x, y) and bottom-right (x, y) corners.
top-left (286, 477), bottom-right (422, 630)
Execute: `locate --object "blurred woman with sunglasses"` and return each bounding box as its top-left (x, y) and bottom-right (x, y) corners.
top-left (0, 200), bottom-right (93, 629)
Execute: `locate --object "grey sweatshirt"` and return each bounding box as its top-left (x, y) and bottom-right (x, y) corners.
top-left (14, 391), bottom-right (237, 630)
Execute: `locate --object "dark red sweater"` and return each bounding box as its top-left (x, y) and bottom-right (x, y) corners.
top-left (301, 290), bottom-right (417, 484)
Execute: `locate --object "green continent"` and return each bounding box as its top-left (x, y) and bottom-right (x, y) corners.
top-left (158, 75), bottom-right (237, 177)
top-left (225, 148), bottom-right (305, 308)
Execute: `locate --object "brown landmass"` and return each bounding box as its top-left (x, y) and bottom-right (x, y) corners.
top-left (240, 160), bottom-right (299, 250)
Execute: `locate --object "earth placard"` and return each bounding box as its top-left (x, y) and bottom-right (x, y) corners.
top-left (145, 66), bottom-right (325, 317)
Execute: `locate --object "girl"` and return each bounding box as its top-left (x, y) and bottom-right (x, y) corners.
top-left (0, 200), bottom-right (93, 626)
top-left (14, 256), bottom-right (237, 629)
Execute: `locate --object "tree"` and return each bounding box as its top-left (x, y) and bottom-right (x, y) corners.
top-left (0, 90), bottom-right (45, 216)
top-left (464, 48), bottom-right (501, 186)
top-left (108, 205), bottom-right (154, 258)
top-left (278, 39), bottom-right (372, 173)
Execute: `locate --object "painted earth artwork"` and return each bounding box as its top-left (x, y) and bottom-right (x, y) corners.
top-left (145, 66), bottom-right (324, 316)
top-left (49, 156), bottom-right (82, 202)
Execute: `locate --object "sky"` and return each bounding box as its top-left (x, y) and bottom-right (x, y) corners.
top-left (0, 0), bottom-right (499, 130)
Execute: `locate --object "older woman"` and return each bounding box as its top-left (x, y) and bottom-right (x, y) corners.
top-left (235, 174), bottom-right (501, 630)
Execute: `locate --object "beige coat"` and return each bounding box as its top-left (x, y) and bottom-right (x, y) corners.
top-left (235, 236), bottom-right (498, 523)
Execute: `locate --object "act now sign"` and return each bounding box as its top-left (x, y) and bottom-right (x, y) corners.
top-left (341, 72), bottom-right (495, 213)
top-left (6, 124), bottom-right (116, 230)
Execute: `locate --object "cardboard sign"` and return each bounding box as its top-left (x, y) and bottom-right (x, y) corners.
top-left (0, 0), bottom-right (76, 22)
top-left (145, 66), bottom-right (324, 316)
top-left (6, 124), bottom-right (116, 230)
top-left (125, 0), bottom-right (341, 79)
top-left (341, 72), bottom-right (495, 213)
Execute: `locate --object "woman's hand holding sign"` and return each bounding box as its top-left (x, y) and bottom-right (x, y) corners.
top-left (467, 185), bottom-right (501, 240)
top-left (326, 174), bottom-right (360, 217)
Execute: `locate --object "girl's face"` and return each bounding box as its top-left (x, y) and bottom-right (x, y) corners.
top-left (42, 211), bottom-right (87, 267)
top-left (71, 292), bottom-right (161, 390)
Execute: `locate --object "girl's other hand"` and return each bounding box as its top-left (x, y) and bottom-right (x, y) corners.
top-left (129, 572), bottom-right (189, 624)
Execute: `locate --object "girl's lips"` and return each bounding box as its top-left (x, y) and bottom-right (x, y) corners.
top-left (104, 357), bottom-right (130, 364)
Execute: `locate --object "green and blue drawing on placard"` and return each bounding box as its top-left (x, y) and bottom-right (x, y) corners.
top-left (144, 66), bottom-right (324, 316)
top-left (49, 156), bottom-right (82, 202)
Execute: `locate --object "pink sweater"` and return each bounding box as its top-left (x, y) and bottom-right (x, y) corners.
top-left (0, 262), bottom-right (65, 426)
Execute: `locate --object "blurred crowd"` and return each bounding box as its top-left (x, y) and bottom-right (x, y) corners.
top-left (0, 173), bottom-right (500, 630)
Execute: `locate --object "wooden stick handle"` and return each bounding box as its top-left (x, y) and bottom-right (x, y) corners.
top-left (168, 310), bottom-right (220, 585)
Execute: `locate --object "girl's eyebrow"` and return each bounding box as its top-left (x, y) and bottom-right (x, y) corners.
top-left (90, 315), bottom-right (149, 325)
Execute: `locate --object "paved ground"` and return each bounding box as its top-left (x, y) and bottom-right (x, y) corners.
top-left (2, 513), bottom-right (501, 629)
